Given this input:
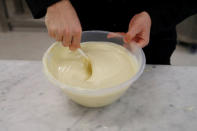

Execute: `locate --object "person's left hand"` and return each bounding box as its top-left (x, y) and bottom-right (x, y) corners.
top-left (108, 11), bottom-right (151, 48)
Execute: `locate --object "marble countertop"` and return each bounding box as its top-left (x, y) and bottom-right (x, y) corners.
top-left (0, 60), bottom-right (197, 131)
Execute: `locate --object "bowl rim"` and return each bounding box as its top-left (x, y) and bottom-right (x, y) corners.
top-left (43, 30), bottom-right (146, 95)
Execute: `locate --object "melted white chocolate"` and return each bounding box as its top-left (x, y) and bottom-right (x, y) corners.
top-left (46, 42), bottom-right (138, 89)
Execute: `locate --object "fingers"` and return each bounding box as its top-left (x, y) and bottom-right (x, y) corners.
top-left (131, 27), bottom-right (150, 48)
top-left (55, 31), bottom-right (63, 42)
top-left (107, 32), bottom-right (129, 44)
top-left (47, 26), bottom-right (63, 42)
top-left (48, 27), bottom-right (82, 50)
top-left (125, 24), bottom-right (139, 44)
top-left (107, 32), bottom-right (126, 39)
top-left (125, 20), bottom-right (150, 47)
top-left (125, 12), bottom-right (151, 48)
top-left (137, 39), bottom-right (149, 48)
top-left (62, 30), bottom-right (72, 47)
top-left (106, 30), bottom-right (149, 48)
top-left (138, 32), bottom-right (150, 48)
top-left (142, 25), bottom-right (151, 47)
top-left (69, 28), bottom-right (82, 50)
top-left (47, 26), bottom-right (56, 39)
top-left (126, 31), bottom-right (149, 48)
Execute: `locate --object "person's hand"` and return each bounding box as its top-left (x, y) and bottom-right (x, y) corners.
top-left (45, 0), bottom-right (82, 50)
top-left (108, 11), bottom-right (151, 48)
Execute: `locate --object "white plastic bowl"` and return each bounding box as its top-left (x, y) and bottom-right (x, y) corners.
top-left (43, 31), bottom-right (146, 107)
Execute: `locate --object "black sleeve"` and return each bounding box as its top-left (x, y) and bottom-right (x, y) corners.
top-left (25, 0), bottom-right (60, 18)
top-left (146, 6), bottom-right (197, 34)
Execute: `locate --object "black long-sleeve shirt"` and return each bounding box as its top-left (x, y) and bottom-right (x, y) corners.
top-left (25, 0), bottom-right (197, 34)
top-left (25, 0), bottom-right (197, 64)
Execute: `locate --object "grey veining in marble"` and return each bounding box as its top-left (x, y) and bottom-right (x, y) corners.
top-left (0, 60), bottom-right (197, 131)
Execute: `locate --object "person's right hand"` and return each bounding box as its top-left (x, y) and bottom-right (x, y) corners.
top-left (45, 0), bottom-right (82, 50)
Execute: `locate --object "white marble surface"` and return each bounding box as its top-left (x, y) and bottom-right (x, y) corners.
top-left (0, 60), bottom-right (197, 131)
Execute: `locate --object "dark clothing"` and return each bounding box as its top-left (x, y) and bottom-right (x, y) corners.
top-left (144, 29), bottom-right (177, 64)
top-left (25, 0), bottom-right (197, 64)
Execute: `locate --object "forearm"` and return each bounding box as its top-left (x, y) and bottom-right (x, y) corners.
top-left (25, 0), bottom-right (61, 18)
